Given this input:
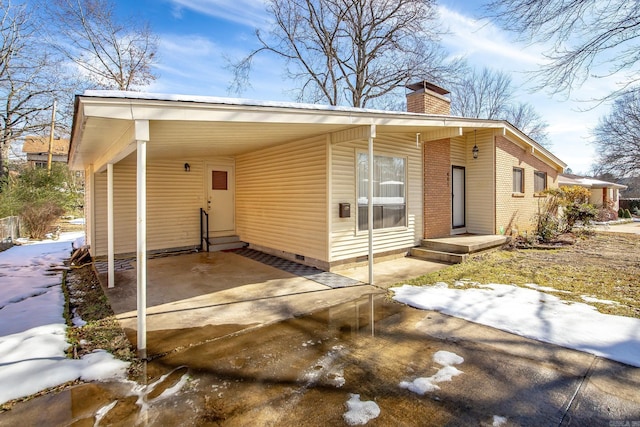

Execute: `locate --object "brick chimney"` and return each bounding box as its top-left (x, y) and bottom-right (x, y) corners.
top-left (406, 81), bottom-right (451, 115)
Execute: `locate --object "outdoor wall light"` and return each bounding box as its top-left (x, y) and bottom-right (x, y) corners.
top-left (472, 129), bottom-right (479, 159)
top-left (184, 163), bottom-right (190, 172)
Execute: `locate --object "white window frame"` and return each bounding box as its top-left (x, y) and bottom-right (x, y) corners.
top-left (356, 151), bottom-right (408, 232)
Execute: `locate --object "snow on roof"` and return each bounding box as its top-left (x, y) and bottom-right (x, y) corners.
top-left (82, 90), bottom-right (422, 116)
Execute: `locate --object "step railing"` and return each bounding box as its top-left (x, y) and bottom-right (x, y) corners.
top-left (200, 208), bottom-right (210, 252)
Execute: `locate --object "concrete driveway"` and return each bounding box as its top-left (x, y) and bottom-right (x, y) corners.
top-left (3, 250), bottom-right (639, 426)
top-left (595, 220), bottom-right (640, 234)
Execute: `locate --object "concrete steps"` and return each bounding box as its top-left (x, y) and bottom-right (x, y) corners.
top-left (410, 247), bottom-right (468, 264)
top-left (411, 235), bottom-right (509, 264)
top-left (207, 235), bottom-right (247, 252)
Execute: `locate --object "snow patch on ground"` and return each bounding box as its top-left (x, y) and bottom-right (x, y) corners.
top-left (493, 415), bottom-right (508, 426)
top-left (393, 283), bottom-right (640, 367)
top-left (399, 350), bottom-right (464, 395)
top-left (343, 393), bottom-right (380, 425)
top-left (0, 232), bottom-right (130, 405)
top-left (581, 295), bottom-right (620, 305)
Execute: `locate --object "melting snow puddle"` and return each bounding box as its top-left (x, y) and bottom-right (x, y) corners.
top-left (399, 350), bottom-right (464, 395)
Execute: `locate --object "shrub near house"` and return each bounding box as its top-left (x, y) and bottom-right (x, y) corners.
top-left (535, 185), bottom-right (597, 241)
top-left (0, 164), bottom-right (82, 239)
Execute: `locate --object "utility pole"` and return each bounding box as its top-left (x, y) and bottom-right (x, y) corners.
top-left (47, 100), bottom-right (56, 174)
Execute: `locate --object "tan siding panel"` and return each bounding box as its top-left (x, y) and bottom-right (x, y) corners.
top-left (450, 136), bottom-right (466, 166)
top-left (330, 135), bottom-right (422, 261)
top-left (94, 157), bottom-right (205, 256)
top-left (236, 136), bottom-right (328, 261)
top-left (466, 130), bottom-right (495, 234)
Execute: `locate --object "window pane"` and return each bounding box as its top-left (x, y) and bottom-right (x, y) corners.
top-left (212, 171), bottom-right (228, 190)
top-left (513, 168), bottom-right (523, 193)
top-left (534, 171), bottom-right (547, 192)
top-left (357, 153), bottom-right (406, 230)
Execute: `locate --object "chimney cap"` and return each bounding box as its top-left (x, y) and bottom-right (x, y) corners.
top-left (405, 80), bottom-right (450, 96)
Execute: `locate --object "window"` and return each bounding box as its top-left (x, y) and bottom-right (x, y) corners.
top-left (513, 167), bottom-right (524, 193)
top-left (534, 171), bottom-right (547, 193)
top-left (357, 153), bottom-right (406, 230)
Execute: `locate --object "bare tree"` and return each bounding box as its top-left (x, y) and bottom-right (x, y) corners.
top-left (0, 1), bottom-right (69, 177)
top-left (231, 0), bottom-right (462, 108)
top-left (450, 67), bottom-right (512, 119)
top-left (44, 0), bottom-right (158, 91)
top-left (505, 102), bottom-right (549, 147)
top-left (592, 91), bottom-right (640, 178)
top-left (484, 0), bottom-right (640, 100)
top-left (450, 67), bottom-right (550, 147)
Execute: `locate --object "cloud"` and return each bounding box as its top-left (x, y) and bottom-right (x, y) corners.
top-left (438, 5), bottom-right (542, 69)
top-left (168, 0), bottom-right (270, 28)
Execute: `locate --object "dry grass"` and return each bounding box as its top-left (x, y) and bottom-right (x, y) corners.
top-left (64, 265), bottom-right (140, 366)
top-left (402, 232), bottom-right (640, 319)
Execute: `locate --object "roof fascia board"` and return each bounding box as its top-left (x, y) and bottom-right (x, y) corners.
top-left (92, 122), bottom-right (136, 173)
top-left (77, 96), bottom-right (510, 130)
top-left (503, 127), bottom-right (566, 171)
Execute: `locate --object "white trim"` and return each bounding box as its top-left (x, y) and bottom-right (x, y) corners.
top-left (136, 135), bottom-right (148, 358)
top-left (107, 163), bottom-right (114, 288)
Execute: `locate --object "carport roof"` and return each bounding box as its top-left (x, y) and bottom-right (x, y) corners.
top-left (70, 90), bottom-right (566, 172)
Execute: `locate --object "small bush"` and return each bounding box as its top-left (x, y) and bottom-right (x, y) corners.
top-left (625, 209), bottom-right (632, 218)
top-left (618, 208), bottom-right (625, 218)
top-left (20, 202), bottom-right (65, 239)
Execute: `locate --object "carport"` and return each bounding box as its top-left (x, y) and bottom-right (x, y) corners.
top-left (95, 248), bottom-right (446, 356)
top-left (69, 91), bottom-right (509, 357)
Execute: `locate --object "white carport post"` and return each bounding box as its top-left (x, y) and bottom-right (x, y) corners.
top-left (135, 120), bottom-right (149, 359)
top-left (367, 124), bottom-right (376, 285)
top-left (107, 163), bottom-right (114, 288)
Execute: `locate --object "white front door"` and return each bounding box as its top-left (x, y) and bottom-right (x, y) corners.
top-left (207, 163), bottom-right (235, 234)
top-left (452, 166), bottom-right (465, 229)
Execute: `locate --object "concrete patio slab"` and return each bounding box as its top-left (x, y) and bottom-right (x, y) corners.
top-left (99, 250), bottom-right (448, 356)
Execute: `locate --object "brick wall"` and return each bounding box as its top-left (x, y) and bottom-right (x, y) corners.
top-left (424, 138), bottom-right (452, 238)
top-left (407, 91), bottom-right (451, 115)
top-left (495, 136), bottom-right (559, 236)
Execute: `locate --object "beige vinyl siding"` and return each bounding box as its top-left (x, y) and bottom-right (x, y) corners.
top-left (450, 136), bottom-right (467, 166)
top-left (235, 136), bottom-right (328, 261)
top-left (330, 135), bottom-right (422, 262)
top-left (465, 129), bottom-right (495, 234)
top-left (84, 165), bottom-right (95, 254)
top-left (93, 156), bottom-right (204, 256)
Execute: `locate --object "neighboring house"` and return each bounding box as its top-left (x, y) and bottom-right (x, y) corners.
top-left (22, 136), bottom-right (70, 168)
top-left (559, 173), bottom-right (628, 211)
top-left (68, 82), bottom-right (566, 274)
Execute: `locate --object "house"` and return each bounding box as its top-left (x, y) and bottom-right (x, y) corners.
top-left (22, 136), bottom-right (70, 168)
top-left (69, 83), bottom-right (566, 278)
top-left (559, 173), bottom-right (628, 211)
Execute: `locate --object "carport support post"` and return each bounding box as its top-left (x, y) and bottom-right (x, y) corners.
top-left (368, 125), bottom-right (376, 285)
top-left (135, 120), bottom-right (149, 359)
top-left (107, 163), bottom-right (114, 288)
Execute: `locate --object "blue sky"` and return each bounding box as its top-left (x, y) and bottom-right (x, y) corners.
top-left (114, 0), bottom-right (618, 174)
